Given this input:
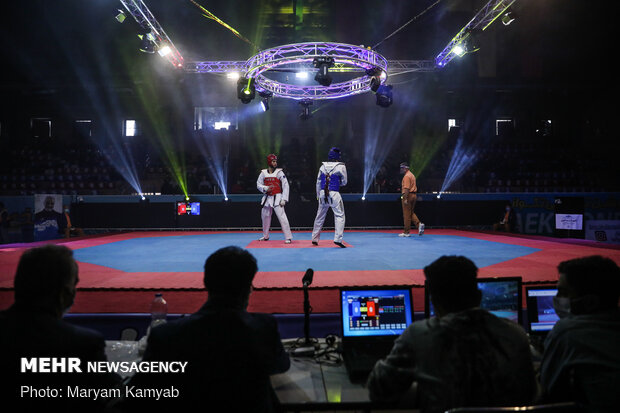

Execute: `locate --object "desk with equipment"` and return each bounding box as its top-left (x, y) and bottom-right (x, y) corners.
top-left (105, 336), bottom-right (406, 412)
top-left (103, 278), bottom-right (554, 411)
top-left (104, 284), bottom-right (416, 411)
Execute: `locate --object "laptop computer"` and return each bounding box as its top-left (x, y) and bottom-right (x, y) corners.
top-left (525, 286), bottom-right (559, 335)
top-left (339, 286), bottom-right (414, 383)
top-left (424, 276), bottom-right (523, 325)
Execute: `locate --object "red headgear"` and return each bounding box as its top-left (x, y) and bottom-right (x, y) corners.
top-left (267, 154), bottom-right (277, 165)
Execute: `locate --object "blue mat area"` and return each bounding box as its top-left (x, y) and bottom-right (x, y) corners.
top-left (73, 232), bottom-right (539, 273)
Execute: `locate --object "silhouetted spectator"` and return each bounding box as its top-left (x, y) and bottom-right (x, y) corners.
top-left (0, 245), bottom-right (122, 411)
top-left (19, 207), bottom-right (34, 242)
top-left (121, 246), bottom-right (290, 412)
top-left (160, 178), bottom-right (177, 195)
top-left (367, 255), bottom-right (537, 413)
top-left (198, 175), bottom-right (212, 193)
top-left (540, 255), bottom-right (620, 411)
top-left (0, 202), bottom-right (10, 243)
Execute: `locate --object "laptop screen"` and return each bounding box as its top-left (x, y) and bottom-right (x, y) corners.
top-left (340, 287), bottom-right (414, 338)
top-left (525, 286), bottom-right (559, 333)
top-left (425, 277), bottom-right (522, 325)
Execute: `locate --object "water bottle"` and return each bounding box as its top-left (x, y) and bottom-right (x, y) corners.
top-left (150, 293), bottom-right (168, 329)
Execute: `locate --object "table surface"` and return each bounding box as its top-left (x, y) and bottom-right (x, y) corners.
top-left (105, 338), bottom-right (378, 409)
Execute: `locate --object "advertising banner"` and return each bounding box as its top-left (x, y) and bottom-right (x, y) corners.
top-left (585, 220), bottom-right (620, 244)
top-left (34, 194), bottom-right (63, 241)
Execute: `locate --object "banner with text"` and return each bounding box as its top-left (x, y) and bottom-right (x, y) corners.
top-left (33, 194), bottom-right (63, 241)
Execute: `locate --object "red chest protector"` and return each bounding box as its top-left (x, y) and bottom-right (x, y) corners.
top-left (264, 176), bottom-right (282, 194)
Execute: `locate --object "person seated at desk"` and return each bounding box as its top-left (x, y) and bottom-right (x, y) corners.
top-left (540, 255), bottom-right (620, 411)
top-left (61, 204), bottom-right (84, 239)
top-left (121, 246), bottom-right (290, 412)
top-left (367, 255), bottom-right (537, 413)
top-left (0, 245), bottom-right (122, 411)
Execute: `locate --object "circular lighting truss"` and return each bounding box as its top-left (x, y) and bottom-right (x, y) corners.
top-left (244, 42), bottom-right (388, 101)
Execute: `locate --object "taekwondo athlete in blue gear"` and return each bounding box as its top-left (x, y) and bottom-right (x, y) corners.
top-left (311, 147), bottom-right (348, 248)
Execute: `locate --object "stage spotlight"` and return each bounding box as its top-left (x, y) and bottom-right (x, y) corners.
top-left (237, 77), bottom-right (255, 104)
top-left (139, 37), bottom-right (155, 53)
top-left (227, 72), bottom-right (240, 80)
top-left (375, 84), bottom-right (393, 108)
top-left (299, 99), bottom-right (313, 120)
top-left (452, 29), bottom-right (480, 58)
top-left (139, 39), bottom-right (155, 53)
top-left (502, 11), bottom-right (515, 26)
top-left (366, 67), bottom-right (386, 93)
top-left (465, 37), bottom-right (479, 54)
top-left (313, 56), bottom-right (334, 87)
top-left (158, 45), bottom-right (171, 57)
top-left (370, 76), bottom-right (381, 92)
top-left (138, 30), bottom-right (156, 53)
top-left (115, 9), bottom-right (126, 23)
top-left (259, 90), bottom-right (273, 112)
top-left (296, 72), bottom-right (309, 80)
top-left (453, 44), bottom-right (466, 57)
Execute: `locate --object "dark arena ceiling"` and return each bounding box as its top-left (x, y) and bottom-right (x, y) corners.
top-left (0, 0), bottom-right (612, 91)
top-left (0, 1), bottom-right (617, 197)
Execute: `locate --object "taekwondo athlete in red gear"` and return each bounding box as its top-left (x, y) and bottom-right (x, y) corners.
top-left (311, 147), bottom-right (348, 248)
top-left (256, 154), bottom-right (293, 244)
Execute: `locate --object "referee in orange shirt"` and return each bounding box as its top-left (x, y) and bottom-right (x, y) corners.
top-left (399, 162), bottom-right (424, 237)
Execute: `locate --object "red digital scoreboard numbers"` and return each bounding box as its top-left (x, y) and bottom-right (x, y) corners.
top-left (366, 301), bottom-right (376, 317)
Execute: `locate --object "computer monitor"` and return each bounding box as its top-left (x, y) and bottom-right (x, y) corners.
top-left (525, 286), bottom-right (559, 334)
top-left (424, 276), bottom-right (522, 325)
top-left (340, 287), bottom-right (414, 337)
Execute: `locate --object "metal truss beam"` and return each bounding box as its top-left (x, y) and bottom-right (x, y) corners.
top-left (184, 61), bottom-right (247, 73)
top-left (115, 0), bottom-right (513, 101)
top-left (435, 0), bottom-right (516, 68)
top-left (184, 60), bottom-right (435, 75)
top-left (387, 60), bottom-right (436, 75)
top-left (118, 0), bottom-right (184, 68)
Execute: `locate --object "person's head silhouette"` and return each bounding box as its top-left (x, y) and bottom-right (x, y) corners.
top-left (203, 246), bottom-right (257, 308)
top-left (424, 255), bottom-right (481, 317)
top-left (14, 245), bottom-right (78, 317)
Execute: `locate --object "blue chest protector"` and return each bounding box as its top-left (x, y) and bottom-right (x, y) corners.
top-left (320, 172), bottom-right (341, 192)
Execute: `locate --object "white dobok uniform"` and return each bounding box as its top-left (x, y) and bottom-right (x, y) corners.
top-left (312, 162), bottom-right (347, 243)
top-left (257, 168), bottom-right (293, 240)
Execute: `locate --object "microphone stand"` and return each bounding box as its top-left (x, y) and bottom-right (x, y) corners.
top-left (303, 283), bottom-right (312, 345)
top-left (302, 268), bottom-right (314, 346)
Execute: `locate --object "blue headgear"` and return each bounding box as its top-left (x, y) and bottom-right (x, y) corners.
top-left (328, 147), bottom-right (341, 161)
